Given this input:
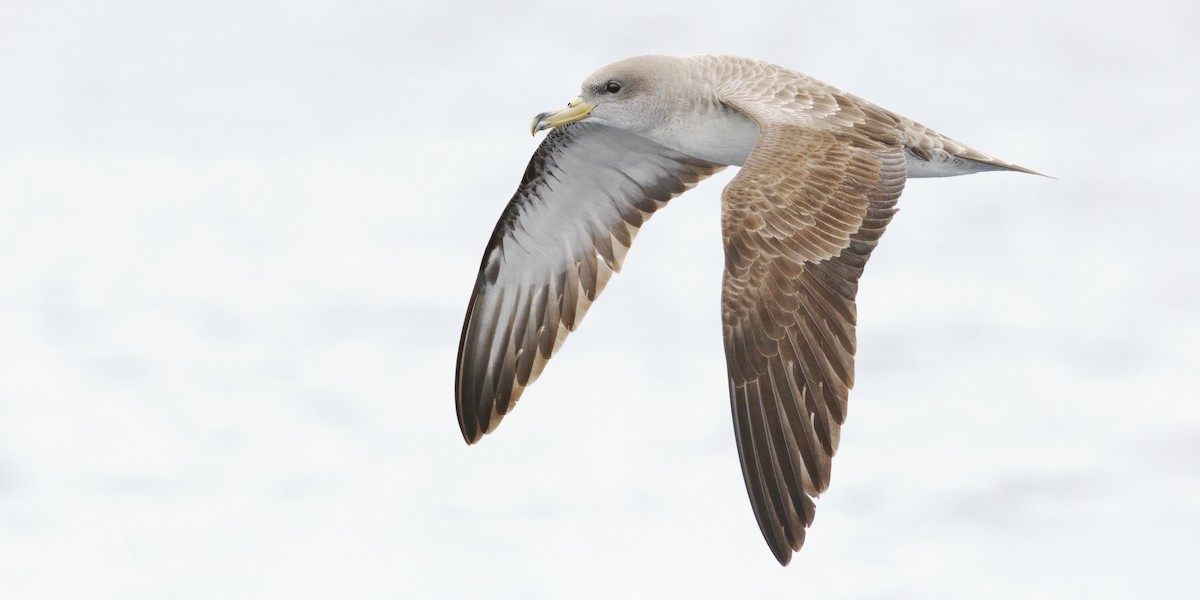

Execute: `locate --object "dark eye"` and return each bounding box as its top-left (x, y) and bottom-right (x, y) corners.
top-left (604, 81), bottom-right (622, 94)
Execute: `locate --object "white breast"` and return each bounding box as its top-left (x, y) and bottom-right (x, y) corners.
top-left (640, 103), bottom-right (760, 167)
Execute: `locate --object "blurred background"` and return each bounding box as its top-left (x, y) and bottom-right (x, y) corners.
top-left (2, 1), bottom-right (1198, 598)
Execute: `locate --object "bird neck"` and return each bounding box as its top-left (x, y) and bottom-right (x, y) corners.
top-left (642, 99), bottom-right (759, 167)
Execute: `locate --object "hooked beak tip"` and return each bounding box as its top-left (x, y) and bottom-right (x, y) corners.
top-left (528, 97), bottom-right (595, 136)
top-left (530, 112), bottom-right (551, 136)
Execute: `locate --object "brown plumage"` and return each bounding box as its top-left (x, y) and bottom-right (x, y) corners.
top-left (456, 54), bottom-right (1037, 565)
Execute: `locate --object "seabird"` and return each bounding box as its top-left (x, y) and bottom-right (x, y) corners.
top-left (455, 54), bottom-right (1038, 565)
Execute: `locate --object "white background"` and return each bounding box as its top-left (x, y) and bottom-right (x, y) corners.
top-left (2, 1), bottom-right (1198, 598)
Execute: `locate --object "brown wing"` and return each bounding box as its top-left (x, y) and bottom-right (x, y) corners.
top-left (719, 102), bottom-right (907, 564)
top-left (456, 121), bottom-right (724, 444)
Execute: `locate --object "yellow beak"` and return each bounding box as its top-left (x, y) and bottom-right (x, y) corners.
top-left (530, 97), bottom-right (596, 135)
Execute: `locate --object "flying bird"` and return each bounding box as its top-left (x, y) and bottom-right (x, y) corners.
top-left (455, 54), bottom-right (1038, 565)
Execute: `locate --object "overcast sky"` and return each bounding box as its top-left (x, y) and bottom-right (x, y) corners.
top-left (2, 1), bottom-right (1198, 598)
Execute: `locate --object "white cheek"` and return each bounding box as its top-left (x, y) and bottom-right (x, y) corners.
top-left (590, 103), bottom-right (636, 130)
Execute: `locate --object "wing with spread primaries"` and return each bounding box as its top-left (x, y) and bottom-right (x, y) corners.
top-left (456, 121), bottom-right (724, 443)
top-left (719, 91), bottom-right (908, 565)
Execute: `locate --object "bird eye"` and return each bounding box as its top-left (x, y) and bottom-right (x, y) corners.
top-left (605, 81), bottom-right (622, 94)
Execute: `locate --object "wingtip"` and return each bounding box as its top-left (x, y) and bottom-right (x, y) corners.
top-left (455, 404), bottom-right (485, 445)
top-left (457, 416), bottom-right (486, 445)
top-left (761, 525), bottom-right (800, 566)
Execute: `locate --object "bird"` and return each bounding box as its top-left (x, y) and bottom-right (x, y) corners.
top-left (455, 54), bottom-right (1038, 565)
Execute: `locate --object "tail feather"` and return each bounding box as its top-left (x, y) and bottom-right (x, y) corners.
top-left (901, 119), bottom-right (1047, 178)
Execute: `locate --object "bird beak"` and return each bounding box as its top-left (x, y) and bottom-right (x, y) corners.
top-left (530, 97), bottom-right (596, 135)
